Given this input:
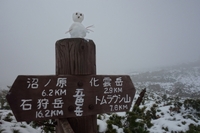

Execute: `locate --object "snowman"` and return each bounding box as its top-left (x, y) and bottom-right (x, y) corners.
top-left (66, 12), bottom-right (93, 38)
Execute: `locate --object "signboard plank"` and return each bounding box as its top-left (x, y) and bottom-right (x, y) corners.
top-left (6, 75), bottom-right (135, 122)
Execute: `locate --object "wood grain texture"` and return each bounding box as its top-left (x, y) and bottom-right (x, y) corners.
top-left (55, 38), bottom-right (97, 133)
top-left (56, 38), bottom-right (96, 75)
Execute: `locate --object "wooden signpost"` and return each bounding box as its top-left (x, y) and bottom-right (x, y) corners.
top-left (7, 75), bottom-right (135, 122)
top-left (6, 38), bottom-right (136, 133)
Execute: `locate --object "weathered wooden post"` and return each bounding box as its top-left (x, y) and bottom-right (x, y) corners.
top-left (134, 88), bottom-right (146, 107)
top-left (55, 38), bottom-right (97, 133)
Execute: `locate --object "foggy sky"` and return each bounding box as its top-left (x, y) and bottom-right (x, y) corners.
top-left (1, 0), bottom-right (200, 89)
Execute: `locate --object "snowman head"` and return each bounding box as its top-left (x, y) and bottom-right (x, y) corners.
top-left (72, 12), bottom-right (84, 23)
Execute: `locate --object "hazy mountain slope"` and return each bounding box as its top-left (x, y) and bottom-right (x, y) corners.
top-left (130, 61), bottom-right (200, 97)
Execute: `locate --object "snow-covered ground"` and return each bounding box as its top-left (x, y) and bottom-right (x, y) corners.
top-left (0, 90), bottom-right (200, 133)
top-left (0, 110), bottom-right (42, 133)
top-left (97, 91), bottom-right (200, 133)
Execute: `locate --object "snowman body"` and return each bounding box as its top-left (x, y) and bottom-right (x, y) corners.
top-left (69, 12), bottom-right (88, 38)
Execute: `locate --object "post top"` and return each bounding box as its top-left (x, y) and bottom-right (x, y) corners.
top-left (56, 38), bottom-right (94, 44)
